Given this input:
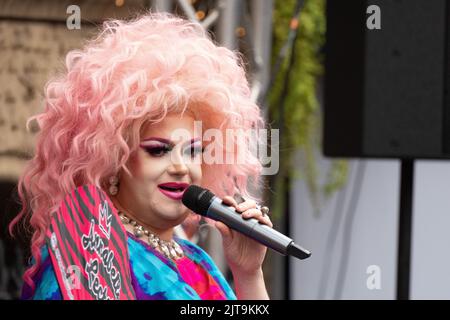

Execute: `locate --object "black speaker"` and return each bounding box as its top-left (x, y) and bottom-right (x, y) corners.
top-left (323, 0), bottom-right (450, 159)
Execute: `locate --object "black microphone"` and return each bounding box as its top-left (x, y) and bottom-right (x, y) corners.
top-left (182, 185), bottom-right (311, 260)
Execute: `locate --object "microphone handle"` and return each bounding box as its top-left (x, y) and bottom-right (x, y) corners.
top-left (207, 197), bottom-right (293, 256)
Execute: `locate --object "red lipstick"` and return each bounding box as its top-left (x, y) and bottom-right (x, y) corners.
top-left (157, 182), bottom-right (189, 200)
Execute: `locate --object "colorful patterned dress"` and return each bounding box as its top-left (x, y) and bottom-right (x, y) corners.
top-left (21, 232), bottom-right (237, 300)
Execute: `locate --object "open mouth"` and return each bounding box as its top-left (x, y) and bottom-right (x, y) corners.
top-left (158, 186), bottom-right (186, 192)
top-left (157, 182), bottom-right (189, 200)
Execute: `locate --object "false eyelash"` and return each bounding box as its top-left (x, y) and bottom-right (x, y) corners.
top-left (143, 145), bottom-right (172, 157)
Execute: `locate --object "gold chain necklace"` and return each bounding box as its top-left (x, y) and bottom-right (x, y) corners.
top-left (118, 211), bottom-right (184, 261)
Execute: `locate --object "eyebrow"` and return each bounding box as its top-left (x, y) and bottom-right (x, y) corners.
top-left (141, 137), bottom-right (201, 145)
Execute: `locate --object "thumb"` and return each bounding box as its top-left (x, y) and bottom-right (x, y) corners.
top-left (215, 221), bottom-right (233, 245)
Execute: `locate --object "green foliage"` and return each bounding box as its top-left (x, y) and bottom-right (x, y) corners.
top-left (267, 0), bottom-right (348, 218)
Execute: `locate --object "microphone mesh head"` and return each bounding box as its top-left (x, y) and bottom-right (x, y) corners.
top-left (181, 185), bottom-right (215, 216)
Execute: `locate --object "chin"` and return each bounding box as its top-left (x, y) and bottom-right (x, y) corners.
top-left (157, 206), bottom-right (189, 223)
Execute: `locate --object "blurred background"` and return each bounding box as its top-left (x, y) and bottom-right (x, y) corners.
top-left (0, 0), bottom-right (449, 300)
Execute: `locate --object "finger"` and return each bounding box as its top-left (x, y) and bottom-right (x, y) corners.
top-left (222, 196), bottom-right (239, 208)
top-left (260, 215), bottom-right (273, 228)
top-left (236, 199), bottom-right (257, 212)
top-left (241, 208), bottom-right (273, 228)
top-left (215, 221), bottom-right (233, 245)
top-left (241, 208), bottom-right (262, 219)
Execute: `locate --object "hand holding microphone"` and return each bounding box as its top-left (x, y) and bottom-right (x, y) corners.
top-left (182, 185), bottom-right (311, 261)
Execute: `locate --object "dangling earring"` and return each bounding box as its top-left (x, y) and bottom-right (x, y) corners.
top-left (108, 175), bottom-right (119, 196)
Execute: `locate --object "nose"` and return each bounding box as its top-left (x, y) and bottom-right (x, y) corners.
top-left (167, 149), bottom-right (189, 176)
top-left (167, 162), bottom-right (189, 176)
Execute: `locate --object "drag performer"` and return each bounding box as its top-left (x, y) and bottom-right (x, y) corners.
top-left (11, 13), bottom-right (272, 300)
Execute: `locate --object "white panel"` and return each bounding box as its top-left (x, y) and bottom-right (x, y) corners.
top-left (291, 156), bottom-right (399, 299)
top-left (411, 160), bottom-right (450, 299)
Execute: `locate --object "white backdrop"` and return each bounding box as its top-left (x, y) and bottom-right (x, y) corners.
top-left (290, 155), bottom-right (450, 299)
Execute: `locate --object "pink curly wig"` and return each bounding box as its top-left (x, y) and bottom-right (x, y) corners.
top-left (10, 12), bottom-right (265, 292)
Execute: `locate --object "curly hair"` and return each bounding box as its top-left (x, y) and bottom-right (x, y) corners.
top-left (10, 12), bottom-right (265, 292)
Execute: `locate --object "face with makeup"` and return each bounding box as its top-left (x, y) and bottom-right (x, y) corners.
top-left (112, 114), bottom-right (203, 238)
